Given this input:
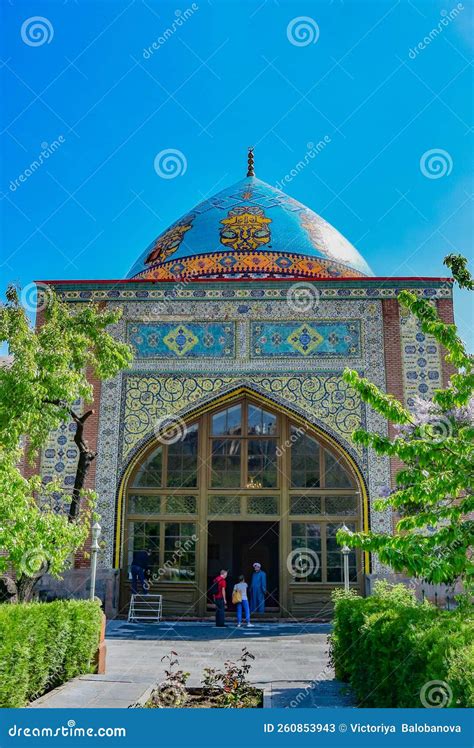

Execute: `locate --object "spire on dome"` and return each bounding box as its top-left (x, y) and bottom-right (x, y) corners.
top-left (246, 146), bottom-right (255, 177)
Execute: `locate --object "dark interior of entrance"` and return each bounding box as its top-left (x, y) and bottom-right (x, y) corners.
top-left (207, 521), bottom-right (279, 610)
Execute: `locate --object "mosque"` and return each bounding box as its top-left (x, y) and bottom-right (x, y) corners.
top-left (37, 150), bottom-right (454, 618)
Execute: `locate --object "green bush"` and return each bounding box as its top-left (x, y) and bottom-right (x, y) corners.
top-left (330, 581), bottom-right (474, 708)
top-left (0, 599), bottom-right (103, 707)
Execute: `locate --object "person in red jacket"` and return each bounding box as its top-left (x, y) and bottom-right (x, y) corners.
top-left (213, 569), bottom-right (228, 627)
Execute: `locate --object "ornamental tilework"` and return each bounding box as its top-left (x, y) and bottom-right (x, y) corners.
top-left (400, 308), bottom-right (442, 407)
top-left (251, 321), bottom-right (361, 358)
top-left (128, 322), bottom-right (235, 359)
top-left (132, 252), bottom-right (368, 282)
top-left (121, 374), bottom-right (364, 461)
top-left (88, 295), bottom-right (393, 569)
top-left (53, 282), bottom-right (452, 305)
top-left (39, 407), bottom-right (80, 513)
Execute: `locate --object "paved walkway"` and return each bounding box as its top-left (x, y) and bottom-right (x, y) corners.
top-left (31, 621), bottom-right (354, 708)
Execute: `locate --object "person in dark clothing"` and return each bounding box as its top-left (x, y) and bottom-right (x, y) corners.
top-left (130, 548), bottom-right (151, 595)
top-left (213, 569), bottom-right (228, 627)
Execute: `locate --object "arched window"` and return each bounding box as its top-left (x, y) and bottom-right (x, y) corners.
top-left (123, 397), bottom-right (360, 595)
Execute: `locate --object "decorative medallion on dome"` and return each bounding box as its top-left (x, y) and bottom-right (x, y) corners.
top-left (145, 214), bottom-right (195, 266)
top-left (219, 205), bottom-right (271, 251)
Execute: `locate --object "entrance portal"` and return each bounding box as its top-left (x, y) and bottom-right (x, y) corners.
top-left (207, 521), bottom-right (279, 610)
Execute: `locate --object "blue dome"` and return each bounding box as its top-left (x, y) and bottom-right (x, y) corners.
top-left (127, 176), bottom-right (373, 281)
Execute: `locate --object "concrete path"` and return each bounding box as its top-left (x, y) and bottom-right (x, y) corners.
top-left (31, 621), bottom-right (354, 708)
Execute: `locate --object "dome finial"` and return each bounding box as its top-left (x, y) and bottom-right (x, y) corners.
top-left (247, 146), bottom-right (255, 177)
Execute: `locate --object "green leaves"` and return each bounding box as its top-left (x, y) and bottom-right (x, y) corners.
top-left (0, 285), bottom-right (134, 598)
top-left (339, 257), bottom-right (474, 590)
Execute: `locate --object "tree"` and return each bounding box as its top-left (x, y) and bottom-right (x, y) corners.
top-left (338, 255), bottom-right (474, 591)
top-left (0, 285), bottom-right (133, 601)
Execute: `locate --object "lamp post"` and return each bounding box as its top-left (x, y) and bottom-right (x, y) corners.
top-left (340, 524), bottom-right (352, 593)
top-left (89, 522), bottom-right (101, 601)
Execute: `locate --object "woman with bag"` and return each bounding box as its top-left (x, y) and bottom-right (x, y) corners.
top-left (232, 574), bottom-right (253, 628)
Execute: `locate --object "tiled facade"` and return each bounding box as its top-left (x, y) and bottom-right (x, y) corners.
top-left (38, 279), bottom-right (452, 580)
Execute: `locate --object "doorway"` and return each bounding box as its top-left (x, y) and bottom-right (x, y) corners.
top-left (207, 521), bottom-right (279, 610)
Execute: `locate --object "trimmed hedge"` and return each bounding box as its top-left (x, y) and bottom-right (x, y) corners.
top-left (0, 599), bottom-right (103, 707)
top-left (330, 582), bottom-right (474, 708)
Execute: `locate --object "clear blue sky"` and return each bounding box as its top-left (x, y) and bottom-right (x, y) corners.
top-left (1, 0), bottom-right (472, 349)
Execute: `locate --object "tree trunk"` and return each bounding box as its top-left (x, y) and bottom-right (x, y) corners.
top-left (69, 409), bottom-right (96, 521)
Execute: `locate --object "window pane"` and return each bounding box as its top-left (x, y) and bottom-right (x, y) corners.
top-left (326, 523), bottom-right (357, 583)
top-left (325, 495), bottom-right (357, 515)
top-left (211, 405), bottom-right (241, 436)
top-left (290, 496), bottom-right (322, 514)
top-left (290, 431), bottom-right (320, 488)
top-left (162, 522), bottom-right (196, 581)
top-left (324, 450), bottom-right (353, 488)
top-left (208, 495), bottom-right (241, 514)
top-left (128, 522), bottom-right (160, 576)
top-left (129, 495), bottom-right (162, 514)
top-left (132, 447), bottom-right (162, 487)
top-left (211, 440), bottom-right (241, 488)
top-left (166, 424), bottom-right (198, 488)
top-left (290, 522), bottom-right (321, 582)
top-left (247, 496), bottom-right (279, 514)
top-left (165, 495), bottom-right (197, 514)
top-left (248, 405), bottom-right (277, 435)
top-left (247, 439), bottom-right (277, 488)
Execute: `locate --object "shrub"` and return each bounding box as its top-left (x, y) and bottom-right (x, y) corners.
top-left (0, 599), bottom-right (103, 707)
top-left (330, 581), bottom-right (474, 708)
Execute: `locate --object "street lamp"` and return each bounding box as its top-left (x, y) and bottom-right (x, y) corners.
top-left (340, 524), bottom-right (352, 593)
top-left (89, 522), bottom-right (102, 601)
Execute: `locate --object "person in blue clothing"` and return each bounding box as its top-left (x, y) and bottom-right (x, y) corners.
top-left (249, 562), bottom-right (267, 613)
top-left (130, 548), bottom-right (151, 594)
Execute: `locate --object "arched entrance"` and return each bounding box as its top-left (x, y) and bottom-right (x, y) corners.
top-left (118, 393), bottom-right (366, 618)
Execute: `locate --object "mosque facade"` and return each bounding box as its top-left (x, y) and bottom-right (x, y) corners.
top-left (37, 153), bottom-right (454, 618)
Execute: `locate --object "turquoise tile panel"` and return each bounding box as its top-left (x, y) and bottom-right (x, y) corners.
top-left (251, 321), bottom-right (361, 358)
top-left (128, 322), bottom-right (235, 358)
